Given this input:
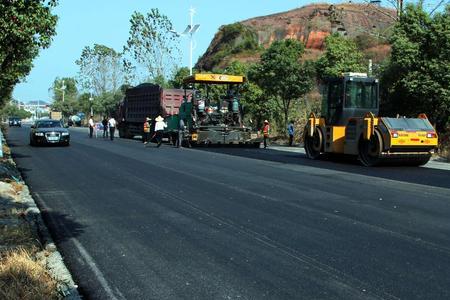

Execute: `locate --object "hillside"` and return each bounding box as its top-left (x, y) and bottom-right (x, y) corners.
top-left (196, 3), bottom-right (396, 71)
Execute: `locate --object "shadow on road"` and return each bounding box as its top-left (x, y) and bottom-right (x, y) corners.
top-left (38, 209), bottom-right (85, 244)
top-left (11, 152), bottom-right (31, 159)
top-left (195, 147), bottom-right (450, 189)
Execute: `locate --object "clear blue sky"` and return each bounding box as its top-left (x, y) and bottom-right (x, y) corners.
top-left (11, 0), bottom-right (443, 103)
top-left (13, 0), bottom-right (327, 103)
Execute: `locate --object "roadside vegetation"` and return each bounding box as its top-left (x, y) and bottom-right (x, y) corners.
top-left (0, 2), bottom-right (62, 297)
top-left (0, 130), bottom-right (60, 299)
top-left (0, 247), bottom-right (59, 300)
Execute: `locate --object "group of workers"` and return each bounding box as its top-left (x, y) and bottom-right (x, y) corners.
top-left (260, 120), bottom-right (295, 149)
top-left (88, 114), bottom-right (296, 148)
top-left (143, 115), bottom-right (187, 148)
top-left (88, 115), bottom-right (117, 140)
top-left (142, 115), bottom-right (169, 148)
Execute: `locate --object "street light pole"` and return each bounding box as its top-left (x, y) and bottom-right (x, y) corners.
top-left (61, 80), bottom-right (66, 102)
top-left (171, 8), bottom-right (200, 76)
top-left (188, 8), bottom-right (200, 75)
top-left (89, 93), bottom-right (93, 116)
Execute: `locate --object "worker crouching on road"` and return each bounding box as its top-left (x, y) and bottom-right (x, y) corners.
top-left (143, 117), bottom-right (151, 145)
top-left (154, 115), bottom-right (167, 148)
top-left (262, 120), bottom-right (270, 149)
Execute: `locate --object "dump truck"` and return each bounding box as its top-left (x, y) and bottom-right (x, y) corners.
top-left (304, 73), bottom-right (438, 166)
top-left (117, 83), bottom-right (186, 139)
top-left (166, 73), bottom-right (261, 147)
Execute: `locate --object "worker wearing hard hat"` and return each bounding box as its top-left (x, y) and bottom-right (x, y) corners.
top-left (262, 120), bottom-right (270, 149)
top-left (154, 115), bottom-right (167, 148)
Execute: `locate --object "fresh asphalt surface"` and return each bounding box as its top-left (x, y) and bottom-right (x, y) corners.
top-left (6, 126), bottom-right (450, 300)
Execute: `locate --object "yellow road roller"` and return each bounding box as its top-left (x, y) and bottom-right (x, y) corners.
top-left (304, 73), bottom-right (438, 166)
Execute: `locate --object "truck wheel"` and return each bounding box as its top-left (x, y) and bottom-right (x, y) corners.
top-left (359, 130), bottom-right (383, 167)
top-left (171, 133), bottom-right (177, 146)
top-left (304, 127), bottom-right (323, 159)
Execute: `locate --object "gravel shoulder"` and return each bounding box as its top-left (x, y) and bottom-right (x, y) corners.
top-left (0, 127), bottom-right (80, 299)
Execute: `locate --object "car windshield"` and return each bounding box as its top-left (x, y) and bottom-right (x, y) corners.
top-left (36, 121), bottom-right (62, 128)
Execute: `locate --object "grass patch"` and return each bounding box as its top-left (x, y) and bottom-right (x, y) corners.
top-left (0, 248), bottom-right (59, 300)
top-left (0, 223), bottom-right (39, 251)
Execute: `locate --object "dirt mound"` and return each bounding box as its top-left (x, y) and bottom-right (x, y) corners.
top-left (197, 3), bottom-right (395, 70)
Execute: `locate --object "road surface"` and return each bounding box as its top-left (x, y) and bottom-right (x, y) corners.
top-left (6, 126), bottom-right (450, 300)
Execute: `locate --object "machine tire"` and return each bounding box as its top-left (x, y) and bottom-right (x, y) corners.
top-left (359, 129), bottom-right (383, 167)
top-left (304, 127), bottom-right (323, 159)
top-left (399, 156), bottom-right (431, 166)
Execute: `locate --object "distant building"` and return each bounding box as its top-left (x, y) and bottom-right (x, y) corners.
top-left (19, 100), bottom-right (50, 120)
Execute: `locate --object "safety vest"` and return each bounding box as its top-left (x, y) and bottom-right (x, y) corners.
top-left (143, 121), bottom-right (150, 133)
top-left (263, 124), bottom-right (270, 137)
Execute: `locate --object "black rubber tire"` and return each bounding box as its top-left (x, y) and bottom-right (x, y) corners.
top-left (359, 129), bottom-right (383, 167)
top-left (304, 127), bottom-right (323, 159)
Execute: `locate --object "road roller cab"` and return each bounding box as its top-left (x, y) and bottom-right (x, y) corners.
top-left (304, 73), bottom-right (439, 166)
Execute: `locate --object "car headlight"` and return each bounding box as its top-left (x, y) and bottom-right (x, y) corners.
top-left (34, 132), bottom-right (44, 136)
top-left (61, 132), bottom-right (69, 136)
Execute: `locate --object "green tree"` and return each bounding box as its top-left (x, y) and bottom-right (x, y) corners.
top-left (77, 93), bottom-right (92, 117)
top-left (316, 34), bottom-right (366, 80)
top-left (92, 90), bottom-right (124, 116)
top-left (124, 9), bottom-right (180, 83)
top-left (224, 61), bottom-right (277, 129)
top-left (380, 4), bottom-right (450, 131)
top-left (169, 67), bottom-right (190, 88)
top-left (251, 39), bottom-right (314, 129)
top-left (0, 102), bottom-right (32, 119)
top-left (50, 77), bottom-right (78, 117)
top-left (76, 44), bottom-right (130, 95)
top-left (0, 0), bottom-right (58, 106)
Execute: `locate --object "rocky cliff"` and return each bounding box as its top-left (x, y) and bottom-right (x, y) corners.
top-left (196, 3), bottom-right (396, 71)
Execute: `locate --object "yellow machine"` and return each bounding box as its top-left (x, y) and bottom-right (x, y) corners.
top-left (304, 73), bottom-right (438, 166)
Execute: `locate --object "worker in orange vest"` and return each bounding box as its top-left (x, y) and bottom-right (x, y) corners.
top-left (262, 120), bottom-right (270, 149)
top-left (143, 117), bottom-right (151, 145)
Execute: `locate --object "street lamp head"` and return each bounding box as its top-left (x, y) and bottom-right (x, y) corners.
top-left (181, 25), bottom-right (191, 35)
top-left (169, 29), bottom-right (180, 36)
top-left (190, 24), bottom-right (200, 34)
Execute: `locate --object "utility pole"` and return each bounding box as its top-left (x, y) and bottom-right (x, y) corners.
top-left (397, 0), bottom-right (403, 18)
top-left (89, 93), bottom-right (94, 116)
top-left (61, 80), bottom-right (66, 102)
top-left (188, 8), bottom-right (198, 75)
top-left (170, 8), bottom-right (200, 75)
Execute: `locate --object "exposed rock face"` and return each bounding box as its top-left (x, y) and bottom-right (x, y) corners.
top-left (196, 3), bottom-right (395, 71)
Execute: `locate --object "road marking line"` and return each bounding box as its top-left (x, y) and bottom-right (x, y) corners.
top-left (71, 237), bottom-right (125, 300)
top-left (34, 192), bottom-right (124, 300)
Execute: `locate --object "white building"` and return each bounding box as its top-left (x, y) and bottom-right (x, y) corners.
top-left (20, 100), bottom-right (50, 120)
